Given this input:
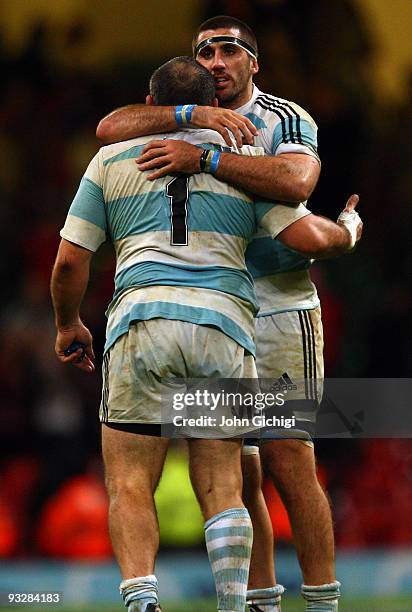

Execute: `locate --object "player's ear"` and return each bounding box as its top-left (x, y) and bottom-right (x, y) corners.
top-left (212, 97), bottom-right (219, 107)
top-left (251, 58), bottom-right (259, 76)
top-left (146, 95), bottom-right (154, 105)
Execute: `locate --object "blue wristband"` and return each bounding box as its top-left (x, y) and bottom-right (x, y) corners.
top-left (209, 150), bottom-right (221, 174)
top-left (176, 104), bottom-right (197, 126)
top-left (175, 105), bottom-right (184, 126)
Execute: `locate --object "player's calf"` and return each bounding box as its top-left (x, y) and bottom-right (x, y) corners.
top-left (189, 439), bottom-right (251, 610)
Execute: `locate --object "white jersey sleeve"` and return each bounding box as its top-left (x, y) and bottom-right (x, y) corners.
top-left (60, 151), bottom-right (107, 252)
top-left (257, 202), bottom-right (311, 239)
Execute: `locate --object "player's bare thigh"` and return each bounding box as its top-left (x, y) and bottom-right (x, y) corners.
top-left (102, 424), bottom-right (169, 492)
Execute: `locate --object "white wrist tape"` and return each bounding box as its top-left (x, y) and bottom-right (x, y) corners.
top-left (337, 209), bottom-right (361, 248)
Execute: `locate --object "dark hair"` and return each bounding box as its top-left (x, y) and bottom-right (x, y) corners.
top-left (149, 56), bottom-right (216, 106)
top-left (192, 15), bottom-right (258, 57)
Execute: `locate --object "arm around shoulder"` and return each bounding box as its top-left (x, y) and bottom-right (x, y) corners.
top-left (215, 151), bottom-right (320, 202)
top-left (96, 104), bottom-right (177, 144)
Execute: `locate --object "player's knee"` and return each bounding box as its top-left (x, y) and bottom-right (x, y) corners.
top-left (104, 474), bottom-right (129, 500)
top-left (262, 439), bottom-right (313, 464)
top-left (261, 440), bottom-right (316, 485)
top-left (104, 473), bottom-right (150, 502)
top-left (195, 478), bottom-right (242, 510)
top-left (206, 477), bottom-right (242, 498)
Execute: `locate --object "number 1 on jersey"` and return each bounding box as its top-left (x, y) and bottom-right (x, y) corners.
top-left (166, 175), bottom-right (189, 246)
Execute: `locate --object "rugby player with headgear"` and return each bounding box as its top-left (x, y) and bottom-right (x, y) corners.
top-left (96, 16), bottom-right (363, 611)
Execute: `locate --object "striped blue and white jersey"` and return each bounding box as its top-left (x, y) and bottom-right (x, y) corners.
top-left (60, 129), bottom-right (310, 356)
top-left (236, 85), bottom-right (321, 316)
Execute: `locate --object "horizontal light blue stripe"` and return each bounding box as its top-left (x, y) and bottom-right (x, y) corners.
top-left (103, 145), bottom-right (145, 165)
top-left (205, 525), bottom-right (253, 542)
top-left (104, 302), bottom-right (255, 356)
top-left (107, 190), bottom-right (256, 241)
top-left (246, 236), bottom-right (311, 278)
top-left (214, 568), bottom-right (250, 583)
top-left (68, 177), bottom-right (107, 232)
top-left (272, 117), bottom-right (317, 153)
top-left (113, 261), bottom-right (258, 310)
top-left (107, 193), bottom-right (167, 239)
top-left (208, 545), bottom-right (253, 563)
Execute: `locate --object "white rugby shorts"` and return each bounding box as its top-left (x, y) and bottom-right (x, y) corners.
top-left (100, 318), bottom-right (257, 432)
top-left (254, 306), bottom-right (324, 444)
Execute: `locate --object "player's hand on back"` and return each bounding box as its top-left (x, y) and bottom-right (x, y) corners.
top-left (137, 139), bottom-right (203, 180)
top-left (190, 106), bottom-right (257, 147)
top-left (337, 194), bottom-right (363, 248)
top-left (55, 321), bottom-right (95, 373)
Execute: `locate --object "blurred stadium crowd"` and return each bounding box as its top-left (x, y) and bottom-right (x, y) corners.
top-left (0, 0), bottom-right (411, 559)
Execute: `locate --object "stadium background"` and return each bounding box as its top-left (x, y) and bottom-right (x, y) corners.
top-left (0, 0), bottom-right (411, 610)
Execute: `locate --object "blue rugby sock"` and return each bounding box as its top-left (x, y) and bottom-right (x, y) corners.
top-left (205, 507), bottom-right (253, 611)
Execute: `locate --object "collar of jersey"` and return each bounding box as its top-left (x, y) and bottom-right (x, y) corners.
top-left (234, 84), bottom-right (261, 115)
